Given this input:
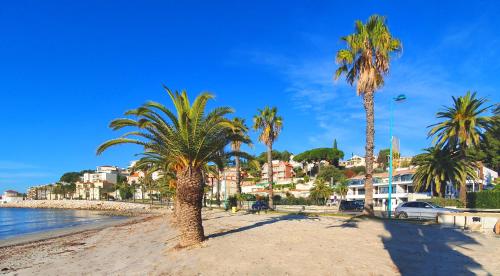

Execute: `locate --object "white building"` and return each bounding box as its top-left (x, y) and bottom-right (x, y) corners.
top-left (346, 169), bottom-right (431, 211)
top-left (83, 168), bottom-right (118, 184)
top-left (75, 166), bottom-right (119, 200)
top-left (1, 190), bottom-right (24, 203)
top-left (340, 155), bottom-right (366, 168)
top-left (444, 166), bottom-right (499, 196)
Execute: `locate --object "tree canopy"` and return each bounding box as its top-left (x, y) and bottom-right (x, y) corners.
top-left (293, 148), bottom-right (344, 164)
top-left (255, 150), bottom-right (293, 164)
top-left (60, 169), bottom-right (94, 183)
top-left (317, 165), bottom-right (345, 184)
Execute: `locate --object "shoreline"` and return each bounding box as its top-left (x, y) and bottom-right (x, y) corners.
top-left (0, 199), bottom-right (166, 214)
top-left (0, 215), bottom-right (140, 248)
top-left (0, 200), bottom-right (168, 249)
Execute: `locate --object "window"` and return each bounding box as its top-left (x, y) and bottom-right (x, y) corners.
top-left (379, 185), bottom-right (396, 194)
top-left (415, 202), bottom-right (429, 208)
top-left (405, 202), bottom-right (418, 208)
top-left (421, 203), bottom-right (433, 208)
top-left (401, 174), bottom-right (413, 182)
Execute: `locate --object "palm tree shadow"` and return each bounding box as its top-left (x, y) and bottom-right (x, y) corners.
top-left (381, 220), bottom-right (489, 275)
top-left (206, 214), bottom-right (316, 239)
top-left (326, 216), bottom-right (363, 228)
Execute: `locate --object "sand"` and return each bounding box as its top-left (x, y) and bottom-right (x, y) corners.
top-left (1, 209), bottom-right (499, 275)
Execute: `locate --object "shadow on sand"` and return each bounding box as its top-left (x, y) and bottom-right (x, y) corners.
top-left (333, 216), bottom-right (490, 275)
top-left (206, 213), bottom-right (316, 239)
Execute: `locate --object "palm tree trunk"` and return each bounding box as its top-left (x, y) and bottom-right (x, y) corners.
top-left (363, 91), bottom-right (375, 216)
top-left (211, 177), bottom-right (214, 207)
top-left (216, 172), bottom-right (221, 207)
top-left (235, 156), bottom-right (241, 195)
top-left (460, 173), bottom-right (467, 206)
top-left (267, 144), bottom-right (274, 209)
top-left (478, 162), bottom-right (484, 191)
top-left (459, 150), bottom-right (468, 206)
top-left (176, 167), bottom-right (204, 247)
top-left (235, 156), bottom-right (242, 207)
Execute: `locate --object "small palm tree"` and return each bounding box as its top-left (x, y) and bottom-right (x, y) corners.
top-left (413, 147), bottom-right (477, 197)
top-left (335, 15), bottom-right (402, 215)
top-left (428, 91), bottom-right (492, 204)
top-left (97, 88), bottom-right (245, 247)
top-left (253, 106), bottom-right (283, 209)
top-left (335, 180), bottom-right (349, 200)
top-left (309, 178), bottom-right (333, 205)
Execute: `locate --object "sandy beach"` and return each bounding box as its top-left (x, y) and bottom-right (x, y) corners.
top-left (1, 209), bottom-right (499, 275)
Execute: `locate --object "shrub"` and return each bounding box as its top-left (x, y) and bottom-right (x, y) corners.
top-left (275, 196), bottom-right (313, 205)
top-left (238, 193), bottom-right (256, 201)
top-left (467, 191), bottom-right (500, 209)
top-left (227, 196), bottom-right (238, 207)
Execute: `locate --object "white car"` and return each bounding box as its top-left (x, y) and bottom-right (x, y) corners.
top-left (395, 201), bottom-right (460, 219)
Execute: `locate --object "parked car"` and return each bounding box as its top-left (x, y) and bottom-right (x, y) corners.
top-left (339, 200), bottom-right (363, 212)
top-left (251, 200), bottom-right (269, 212)
top-left (395, 201), bottom-right (460, 219)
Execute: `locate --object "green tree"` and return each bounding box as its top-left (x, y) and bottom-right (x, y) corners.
top-left (376, 148), bottom-right (390, 170)
top-left (413, 147), bottom-right (476, 197)
top-left (65, 183), bottom-right (76, 199)
top-left (331, 140), bottom-right (343, 166)
top-left (309, 178), bottom-right (334, 205)
top-left (253, 106), bottom-right (283, 209)
top-left (335, 180), bottom-right (349, 200)
top-left (97, 88), bottom-right (247, 247)
top-left (293, 148), bottom-right (344, 169)
top-left (335, 15), bottom-right (402, 215)
top-left (255, 150), bottom-right (292, 164)
top-left (60, 172), bottom-right (82, 183)
top-left (53, 182), bottom-right (64, 199)
top-left (428, 91), bottom-right (492, 204)
top-left (317, 165), bottom-right (344, 184)
top-left (468, 104), bottom-right (500, 172)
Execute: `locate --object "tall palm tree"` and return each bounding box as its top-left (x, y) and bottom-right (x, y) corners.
top-left (334, 15), bottom-right (402, 215)
top-left (253, 106), bottom-right (283, 209)
top-left (229, 118), bottom-right (251, 198)
top-left (413, 147), bottom-right (476, 197)
top-left (428, 91), bottom-right (492, 205)
top-left (97, 88), bottom-right (246, 247)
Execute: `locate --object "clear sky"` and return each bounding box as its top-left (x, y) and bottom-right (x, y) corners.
top-left (1, 1), bottom-right (499, 193)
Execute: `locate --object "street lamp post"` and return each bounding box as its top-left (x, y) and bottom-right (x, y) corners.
top-left (388, 94), bottom-right (406, 219)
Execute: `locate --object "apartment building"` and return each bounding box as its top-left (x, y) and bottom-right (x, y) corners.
top-left (75, 166), bottom-right (118, 200)
top-left (206, 167), bottom-right (251, 199)
top-left (339, 155), bottom-right (366, 168)
top-left (261, 160), bottom-right (295, 184)
top-left (346, 169), bottom-right (431, 210)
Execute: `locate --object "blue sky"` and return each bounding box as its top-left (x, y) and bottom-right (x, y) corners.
top-left (1, 1), bottom-right (499, 193)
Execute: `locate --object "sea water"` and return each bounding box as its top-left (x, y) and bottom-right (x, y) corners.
top-left (0, 207), bottom-right (124, 240)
